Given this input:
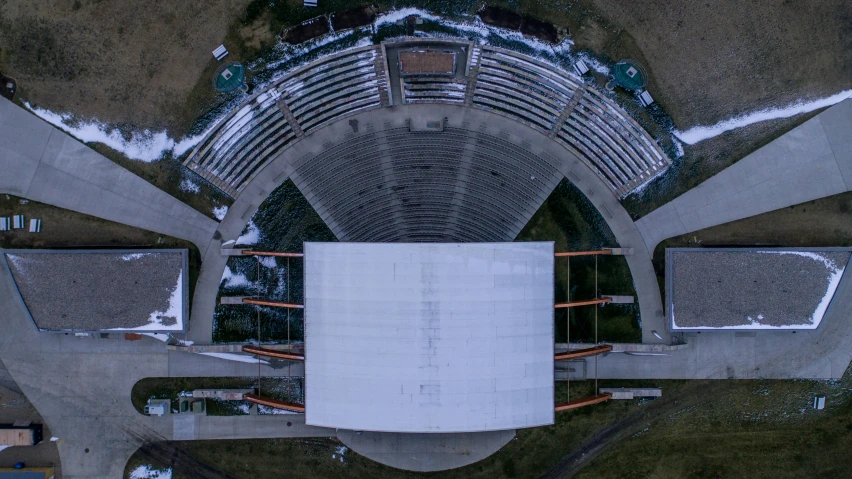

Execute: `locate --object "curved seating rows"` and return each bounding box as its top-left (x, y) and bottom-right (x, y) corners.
top-left (186, 41), bottom-right (669, 200)
top-left (185, 46), bottom-right (386, 196)
top-left (289, 127), bottom-right (562, 242)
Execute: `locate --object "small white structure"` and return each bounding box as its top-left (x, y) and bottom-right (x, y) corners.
top-left (304, 0), bottom-right (317, 6)
top-left (144, 399), bottom-right (170, 416)
top-left (212, 45), bottom-right (229, 61)
top-left (639, 90), bottom-right (654, 107)
top-left (574, 59), bottom-right (589, 76)
top-left (12, 214), bottom-right (24, 229)
top-left (29, 219), bottom-right (41, 233)
top-left (0, 217), bottom-right (9, 231)
top-left (814, 396), bottom-right (826, 410)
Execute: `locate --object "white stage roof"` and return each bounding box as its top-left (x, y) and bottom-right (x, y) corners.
top-left (304, 242), bottom-right (555, 433)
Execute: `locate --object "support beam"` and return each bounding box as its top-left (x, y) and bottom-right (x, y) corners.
top-left (243, 394), bottom-right (305, 413)
top-left (242, 345), bottom-right (304, 361)
top-left (555, 393), bottom-right (612, 412)
top-left (554, 344), bottom-right (612, 361)
top-left (242, 250), bottom-right (304, 257)
top-left (242, 298), bottom-right (305, 309)
top-left (555, 249), bottom-right (612, 257)
top-left (555, 298), bottom-right (611, 308)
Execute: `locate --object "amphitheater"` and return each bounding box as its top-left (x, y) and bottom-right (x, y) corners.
top-left (2, 32), bottom-right (852, 478)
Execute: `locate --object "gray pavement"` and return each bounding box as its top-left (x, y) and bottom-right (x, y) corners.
top-left (637, 98), bottom-right (852, 254)
top-left (0, 97), bottom-right (219, 255)
top-left (0, 261), bottom-right (330, 479)
top-left (584, 263), bottom-right (852, 380)
top-left (337, 429), bottom-right (516, 472)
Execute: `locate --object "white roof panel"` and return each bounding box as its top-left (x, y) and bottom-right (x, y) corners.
top-left (304, 242), bottom-right (555, 433)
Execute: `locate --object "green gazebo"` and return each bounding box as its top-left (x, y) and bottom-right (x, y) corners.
top-left (213, 62), bottom-right (248, 93)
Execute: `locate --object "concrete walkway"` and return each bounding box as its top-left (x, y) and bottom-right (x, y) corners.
top-left (0, 98), bottom-right (219, 255)
top-left (585, 262), bottom-right (852, 379)
top-left (637, 98), bottom-right (852, 254)
top-left (188, 104), bottom-right (667, 344)
top-left (0, 262), bottom-right (330, 479)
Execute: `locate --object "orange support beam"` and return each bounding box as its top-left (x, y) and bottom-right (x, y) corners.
top-left (243, 394), bottom-right (305, 413)
top-left (554, 298), bottom-right (611, 308)
top-left (555, 393), bottom-right (612, 412)
top-left (554, 344), bottom-right (613, 361)
top-left (242, 298), bottom-right (305, 309)
top-left (243, 250), bottom-right (304, 257)
top-left (554, 250), bottom-right (612, 257)
top-left (242, 345), bottom-right (304, 361)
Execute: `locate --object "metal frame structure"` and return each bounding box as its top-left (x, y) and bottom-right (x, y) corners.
top-left (553, 250), bottom-right (613, 412)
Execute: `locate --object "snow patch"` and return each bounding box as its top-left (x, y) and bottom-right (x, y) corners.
top-left (236, 220), bottom-right (260, 246)
top-left (212, 205), bottom-right (229, 221)
top-left (333, 445), bottom-right (348, 462)
top-left (130, 464), bottom-right (173, 479)
top-left (112, 270), bottom-right (183, 331)
top-left (258, 404), bottom-right (299, 415)
top-left (0, 445), bottom-right (10, 452)
top-left (674, 90), bottom-right (852, 145)
top-left (121, 253), bottom-right (149, 261)
top-left (259, 256), bottom-right (277, 269)
top-left (24, 102), bottom-right (207, 163)
top-left (179, 178), bottom-right (201, 194)
top-left (221, 265), bottom-right (252, 289)
top-left (199, 352), bottom-right (270, 365)
top-left (50, 436), bottom-right (59, 441)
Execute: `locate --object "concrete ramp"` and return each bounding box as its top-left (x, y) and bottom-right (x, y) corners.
top-left (637, 98), bottom-right (852, 253)
top-left (337, 429), bottom-right (515, 472)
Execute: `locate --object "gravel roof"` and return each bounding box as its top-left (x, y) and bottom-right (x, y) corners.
top-left (669, 249), bottom-right (850, 330)
top-left (3, 250), bottom-right (186, 332)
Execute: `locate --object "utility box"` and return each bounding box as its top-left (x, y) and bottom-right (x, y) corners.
top-left (144, 399), bottom-right (170, 416)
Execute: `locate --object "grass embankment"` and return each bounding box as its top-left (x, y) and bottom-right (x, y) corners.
top-left (518, 179), bottom-right (640, 343)
top-left (213, 180), bottom-right (336, 343)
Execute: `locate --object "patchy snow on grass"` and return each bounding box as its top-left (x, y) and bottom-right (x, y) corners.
top-left (129, 464), bottom-right (173, 479)
top-left (200, 352), bottom-right (270, 365)
top-left (674, 90), bottom-right (852, 145)
top-left (258, 404), bottom-right (299, 415)
top-left (236, 220), bottom-right (260, 246)
top-left (212, 205), bottom-right (229, 221)
top-left (179, 178), bottom-right (201, 194)
top-left (333, 445), bottom-right (348, 463)
top-left (24, 102), bottom-right (205, 163)
top-left (259, 256), bottom-right (277, 269)
top-left (221, 265), bottom-right (253, 288)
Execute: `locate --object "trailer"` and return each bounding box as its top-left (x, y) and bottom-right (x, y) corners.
top-left (0, 424), bottom-right (43, 447)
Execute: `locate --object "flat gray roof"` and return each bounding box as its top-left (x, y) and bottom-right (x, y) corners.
top-left (2, 249), bottom-right (187, 332)
top-left (667, 248), bottom-right (851, 330)
top-left (304, 242), bottom-right (555, 433)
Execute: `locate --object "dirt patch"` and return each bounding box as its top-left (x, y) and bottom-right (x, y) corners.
top-left (520, 15), bottom-right (558, 43)
top-left (330, 6), bottom-right (377, 32)
top-left (282, 16), bottom-right (330, 44)
top-left (0, 0), bottom-right (251, 134)
top-left (238, 12), bottom-right (277, 51)
top-left (478, 6), bottom-right (522, 30)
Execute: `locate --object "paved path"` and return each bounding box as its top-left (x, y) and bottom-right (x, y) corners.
top-left (580, 264), bottom-right (852, 380)
top-left (0, 98), bottom-right (219, 255)
top-left (188, 104), bottom-right (667, 344)
top-left (637, 98), bottom-right (852, 254)
top-left (0, 263), bottom-right (330, 479)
